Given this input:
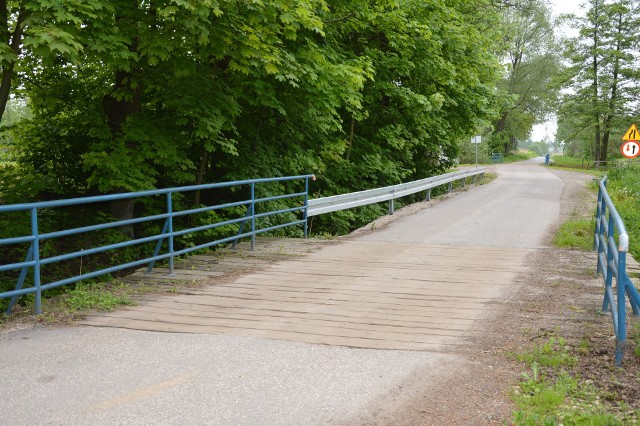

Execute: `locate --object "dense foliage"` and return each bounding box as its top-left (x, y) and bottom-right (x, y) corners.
top-left (0, 0), bottom-right (511, 307)
top-left (1, 0), bottom-right (501, 210)
top-left (487, 0), bottom-right (560, 156)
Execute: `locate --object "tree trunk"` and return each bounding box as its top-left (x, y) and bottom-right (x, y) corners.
top-left (345, 116), bottom-right (355, 160)
top-left (102, 66), bottom-right (142, 238)
top-left (591, 0), bottom-right (601, 164)
top-left (600, 9), bottom-right (624, 166)
top-left (0, 7), bottom-right (25, 123)
top-left (194, 148), bottom-right (209, 206)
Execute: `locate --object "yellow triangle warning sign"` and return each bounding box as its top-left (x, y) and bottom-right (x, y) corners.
top-left (622, 124), bottom-right (640, 141)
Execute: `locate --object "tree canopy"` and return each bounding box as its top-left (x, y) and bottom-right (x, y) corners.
top-left (558, 0), bottom-right (640, 163)
top-left (1, 0), bottom-right (503, 218)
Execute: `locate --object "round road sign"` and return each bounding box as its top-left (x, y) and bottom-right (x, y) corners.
top-left (621, 140), bottom-right (640, 158)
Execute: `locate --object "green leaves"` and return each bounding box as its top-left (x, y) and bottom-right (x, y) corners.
top-left (4, 0), bottom-right (502, 238)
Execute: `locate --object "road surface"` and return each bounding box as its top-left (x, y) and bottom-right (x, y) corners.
top-left (0, 159), bottom-right (565, 425)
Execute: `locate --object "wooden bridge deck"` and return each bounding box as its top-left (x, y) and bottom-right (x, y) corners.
top-left (81, 237), bottom-right (528, 352)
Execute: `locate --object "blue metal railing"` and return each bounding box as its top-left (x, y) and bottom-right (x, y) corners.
top-left (594, 176), bottom-right (640, 365)
top-left (0, 175), bottom-right (314, 315)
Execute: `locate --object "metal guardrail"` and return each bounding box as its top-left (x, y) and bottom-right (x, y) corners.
top-left (594, 176), bottom-right (640, 365)
top-left (0, 175), bottom-right (313, 315)
top-left (307, 168), bottom-right (485, 217)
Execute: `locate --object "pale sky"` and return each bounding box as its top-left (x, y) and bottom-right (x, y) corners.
top-left (531, 0), bottom-right (586, 142)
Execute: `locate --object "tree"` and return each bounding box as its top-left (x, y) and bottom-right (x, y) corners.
top-left (489, 0), bottom-right (560, 155)
top-left (6, 0), bottom-right (504, 236)
top-left (558, 0), bottom-right (640, 164)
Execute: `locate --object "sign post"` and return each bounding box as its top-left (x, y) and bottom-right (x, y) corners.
top-left (621, 124), bottom-right (640, 159)
top-left (471, 136), bottom-right (481, 168)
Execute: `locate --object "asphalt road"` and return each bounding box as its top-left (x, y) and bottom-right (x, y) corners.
top-left (360, 158), bottom-right (563, 248)
top-left (0, 158), bottom-right (564, 425)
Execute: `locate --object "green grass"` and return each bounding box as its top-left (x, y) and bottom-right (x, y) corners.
top-left (511, 338), bottom-right (635, 425)
top-left (605, 163), bottom-right (640, 261)
top-left (504, 150), bottom-right (537, 163)
top-left (61, 282), bottom-right (136, 312)
top-left (551, 155), bottom-right (594, 170)
top-left (513, 337), bottom-right (578, 369)
top-left (554, 220), bottom-right (594, 250)
top-left (513, 369), bottom-right (623, 426)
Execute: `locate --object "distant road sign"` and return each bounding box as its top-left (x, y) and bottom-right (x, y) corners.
top-left (471, 136), bottom-right (481, 144)
top-left (622, 124), bottom-right (640, 141)
top-left (621, 141), bottom-right (640, 158)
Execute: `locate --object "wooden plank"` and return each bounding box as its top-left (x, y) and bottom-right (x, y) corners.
top-left (83, 239), bottom-right (526, 351)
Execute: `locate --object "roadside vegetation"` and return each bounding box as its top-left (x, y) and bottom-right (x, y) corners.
top-left (510, 155), bottom-right (640, 424)
top-left (550, 155), bottom-right (639, 261)
top-left (511, 336), bottom-right (639, 425)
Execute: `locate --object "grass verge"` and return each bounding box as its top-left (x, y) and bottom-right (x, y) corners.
top-left (554, 220), bottom-right (594, 250)
top-left (511, 336), bottom-right (639, 425)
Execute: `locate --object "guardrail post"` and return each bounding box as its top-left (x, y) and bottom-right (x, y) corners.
top-left (167, 192), bottom-right (175, 275)
top-left (303, 177), bottom-right (309, 238)
top-left (31, 208), bottom-right (42, 315)
top-left (425, 189), bottom-right (431, 202)
top-left (462, 177), bottom-right (466, 188)
top-left (388, 198), bottom-right (394, 215)
top-left (251, 183), bottom-right (256, 251)
top-left (447, 182), bottom-right (452, 193)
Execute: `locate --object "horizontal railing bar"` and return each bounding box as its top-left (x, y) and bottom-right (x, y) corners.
top-left (41, 253), bottom-right (175, 291)
top-left (172, 216), bottom-right (251, 238)
top-left (0, 259), bottom-right (37, 272)
top-left (39, 213), bottom-right (171, 241)
top-left (254, 220), bottom-right (306, 235)
top-left (0, 235), bottom-right (35, 245)
top-left (599, 178), bottom-right (628, 242)
top-left (39, 234), bottom-right (168, 265)
top-left (0, 285), bottom-right (42, 299)
top-left (254, 192), bottom-right (306, 204)
top-left (172, 199), bottom-right (252, 218)
top-left (253, 206), bottom-right (303, 220)
top-left (0, 175), bottom-right (314, 213)
top-left (172, 232), bottom-right (255, 257)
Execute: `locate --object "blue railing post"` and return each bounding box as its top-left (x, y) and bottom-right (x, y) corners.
top-left (167, 192), bottom-right (175, 275)
top-left (594, 186), bottom-right (603, 251)
top-left (603, 214), bottom-right (615, 314)
top-left (250, 183), bottom-right (256, 251)
top-left (0, 174), bottom-right (314, 315)
top-left (31, 208), bottom-right (42, 315)
top-left (616, 251), bottom-right (627, 366)
top-left (304, 177), bottom-right (309, 239)
top-left (596, 199), bottom-right (606, 276)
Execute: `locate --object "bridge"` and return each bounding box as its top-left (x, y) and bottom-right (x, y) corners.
top-left (0, 159), bottom-right (623, 424)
